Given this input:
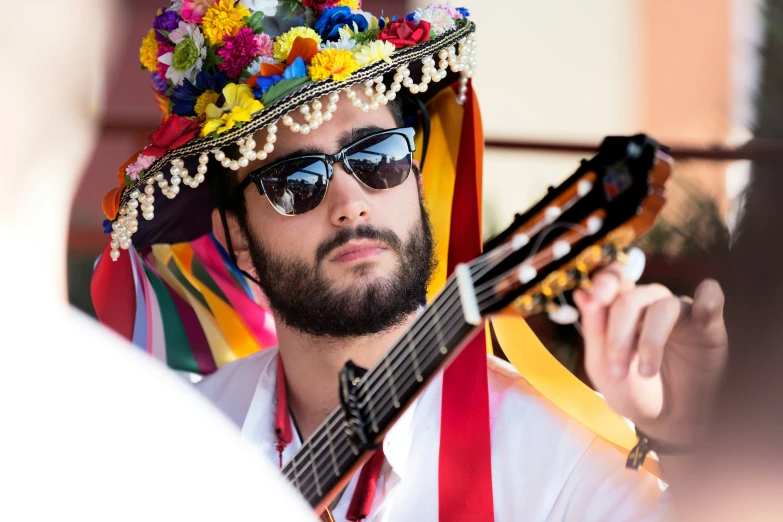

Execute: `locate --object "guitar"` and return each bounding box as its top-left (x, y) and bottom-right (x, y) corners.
top-left (281, 134), bottom-right (673, 514)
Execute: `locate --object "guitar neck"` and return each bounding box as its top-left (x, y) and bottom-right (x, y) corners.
top-left (282, 276), bottom-right (479, 509)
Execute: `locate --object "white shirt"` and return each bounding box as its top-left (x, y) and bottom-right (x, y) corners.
top-left (198, 347), bottom-right (666, 521)
top-left (2, 305), bottom-right (315, 522)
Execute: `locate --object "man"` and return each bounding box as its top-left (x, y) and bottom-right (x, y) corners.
top-left (92, 3), bottom-right (727, 520)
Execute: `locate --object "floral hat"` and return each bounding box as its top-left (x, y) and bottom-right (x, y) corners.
top-left (100, 0), bottom-right (477, 261)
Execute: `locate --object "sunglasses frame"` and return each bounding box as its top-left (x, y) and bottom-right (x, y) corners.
top-left (233, 127), bottom-right (417, 216)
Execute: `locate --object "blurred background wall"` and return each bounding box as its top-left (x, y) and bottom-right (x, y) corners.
top-left (68, 0), bottom-right (763, 376)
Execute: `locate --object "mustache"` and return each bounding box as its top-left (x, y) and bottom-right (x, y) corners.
top-left (315, 224), bottom-right (403, 265)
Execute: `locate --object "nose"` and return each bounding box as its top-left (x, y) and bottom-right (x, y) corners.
top-left (326, 162), bottom-right (372, 227)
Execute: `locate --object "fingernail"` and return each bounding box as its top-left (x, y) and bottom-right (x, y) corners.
top-left (610, 364), bottom-right (627, 378)
top-left (639, 363), bottom-right (656, 377)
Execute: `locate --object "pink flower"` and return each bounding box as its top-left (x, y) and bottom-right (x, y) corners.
top-left (181, 0), bottom-right (214, 23)
top-left (156, 42), bottom-right (175, 79)
top-left (429, 3), bottom-right (462, 18)
top-left (125, 154), bottom-right (156, 181)
top-left (255, 33), bottom-right (274, 58)
top-left (217, 27), bottom-right (259, 78)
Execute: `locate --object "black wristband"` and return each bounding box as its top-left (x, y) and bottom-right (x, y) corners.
top-left (626, 427), bottom-right (692, 470)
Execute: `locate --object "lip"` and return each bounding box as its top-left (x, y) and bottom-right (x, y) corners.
top-left (329, 240), bottom-right (387, 263)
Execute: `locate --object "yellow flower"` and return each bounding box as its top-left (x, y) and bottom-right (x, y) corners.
top-left (194, 90), bottom-right (220, 117)
top-left (273, 27), bottom-right (322, 62)
top-left (201, 83), bottom-right (264, 136)
top-left (308, 48), bottom-right (360, 82)
top-left (139, 29), bottom-right (160, 72)
top-left (201, 0), bottom-right (250, 46)
top-left (353, 40), bottom-right (395, 66)
top-left (335, 0), bottom-right (360, 11)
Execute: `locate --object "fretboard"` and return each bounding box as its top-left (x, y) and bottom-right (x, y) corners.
top-left (281, 276), bottom-right (479, 508)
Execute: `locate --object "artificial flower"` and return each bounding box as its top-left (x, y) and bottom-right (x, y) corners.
top-left (239, 0), bottom-right (278, 16)
top-left (143, 114), bottom-right (201, 156)
top-left (217, 27), bottom-right (260, 77)
top-left (125, 154), bottom-right (157, 181)
top-left (201, 0), bottom-right (251, 45)
top-left (408, 6), bottom-right (456, 36)
top-left (194, 90), bottom-right (221, 116)
top-left (181, 0), bottom-right (214, 23)
top-left (202, 83), bottom-right (263, 136)
top-left (102, 187), bottom-right (122, 221)
top-left (255, 33), bottom-right (274, 58)
top-left (456, 7), bottom-right (470, 18)
top-left (302, 0), bottom-right (339, 13)
top-left (170, 70), bottom-right (229, 115)
top-left (250, 56), bottom-right (308, 96)
top-left (153, 9), bottom-right (181, 42)
top-left (154, 90), bottom-right (172, 122)
top-left (378, 19), bottom-right (431, 48)
top-left (353, 39), bottom-right (394, 66)
top-left (308, 48), bottom-right (359, 81)
top-left (418, 3), bottom-right (463, 19)
top-left (335, 0), bottom-right (360, 10)
top-left (156, 42), bottom-right (174, 79)
top-left (151, 72), bottom-right (169, 95)
top-left (140, 29), bottom-right (160, 72)
top-left (321, 35), bottom-right (356, 51)
top-left (314, 6), bottom-right (368, 41)
top-left (158, 22), bottom-right (208, 86)
top-left (356, 10), bottom-right (380, 30)
top-left (274, 26), bottom-right (322, 62)
top-left (245, 55), bottom-right (277, 76)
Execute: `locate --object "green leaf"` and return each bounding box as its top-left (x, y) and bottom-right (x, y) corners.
top-left (244, 11), bottom-right (266, 34)
top-left (157, 29), bottom-right (170, 39)
top-left (262, 76), bottom-right (312, 105)
top-left (203, 44), bottom-right (224, 72)
top-left (351, 28), bottom-right (381, 45)
top-left (124, 174), bottom-right (134, 186)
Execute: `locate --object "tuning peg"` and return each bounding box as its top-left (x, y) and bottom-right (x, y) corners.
top-left (616, 247), bottom-right (646, 282)
top-left (547, 303), bottom-right (580, 325)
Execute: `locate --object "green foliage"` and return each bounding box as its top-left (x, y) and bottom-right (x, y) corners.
top-left (352, 28), bottom-right (381, 46)
top-left (203, 44), bottom-right (224, 73)
top-left (244, 11), bottom-right (266, 34)
top-left (262, 77), bottom-right (312, 105)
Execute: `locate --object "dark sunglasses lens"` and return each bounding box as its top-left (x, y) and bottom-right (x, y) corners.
top-left (257, 158), bottom-right (329, 215)
top-left (346, 133), bottom-right (412, 190)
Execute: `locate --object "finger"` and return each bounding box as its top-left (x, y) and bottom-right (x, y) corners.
top-left (589, 262), bottom-right (635, 305)
top-left (637, 296), bottom-right (689, 377)
top-left (690, 279), bottom-right (725, 327)
top-left (605, 284), bottom-right (673, 378)
top-left (574, 287), bottom-right (609, 380)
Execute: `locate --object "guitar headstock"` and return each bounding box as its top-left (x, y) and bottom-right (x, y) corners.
top-left (475, 134), bottom-right (672, 319)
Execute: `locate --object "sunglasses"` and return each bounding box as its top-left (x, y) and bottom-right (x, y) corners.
top-left (234, 127), bottom-right (417, 216)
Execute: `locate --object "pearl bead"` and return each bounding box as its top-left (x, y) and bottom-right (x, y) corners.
top-left (393, 73), bottom-right (403, 83)
top-left (129, 189), bottom-right (140, 200)
top-left (323, 112), bottom-right (333, 121)
top-left (257, 151), bottom-right (268, 161)
top-left (130, 226), bottom-right (138, 233)
top-left (110, 250), bottom-right (121, 261)
top-left (283, 115), bottom-right (294, 126)
top-left (402, 68), bottom-right (410, 77)
top-left (304, 113), bottom-right (312, 122)
top-left (385, 91), bottom-right (396, 101)
top-left (146, 177), bottom-right (155, 185)
top-left (346, 89), bottom-right (356, 99)
top-left (364, 87), bottom-right (374, 97)
top-left (268, 123), bottom-right (278, 134)
top-left (110, 231), bottom-right (119, 240)
top-left (153, 172), bottom-right (164, 182)
top-left (199, 154), bottom-right (209, 165)
top-left (194, 164), bottom-right (206, 175)
top-left (143, 212), bottom-right (154, 220)
top-left (239, 146), bottom-right (247, 155)
top-left (221, 158), bottom-right (231, 168)
top-left (170, 175), bottom-right (181, 186)
top-left (110, 240), bottom-right (119, 250)
top-left (238, 157), bottom-right (249, 168)
top-left (214, 150), bottom-right (226, 161)
top-left (391, 82), bottom-right (401, 92)
top-left (379, 96), bottom-right (388, 105)
top-left (361, 104), bottom-right (369, 112)
top-left (300, 124), bottom-right (311, 135)
top-left (352, 98), bottom-right (362, 107)
top-left (402, 77), bottom-right (413, 88)
top-left (170, 185), bottom-right (180, 195)
top-left (158, 179), bottom-right (169, 188)
top-left (375, 83), bottom-right (386, 93)
top-left (312, 111), bottom-right (323, 122)
top-left (418, 83), bottom-right (428, 92)
top-left (236, 138), bottom-right (245, 146)
top-left (439, 49), bottom-right (449, 60)
top-left (245, 150), bottom-right (257, 161)
top-left (172, 158), bottom-right (184, 167)
top-left (300, 104), bottom-right (310, 114)
top-left (409, 84), bottom-right (420, 94)
top-left (128, 219), bottom-right (138, 229)
top-left (329, 92), bottom-right (339, 103)
top-left (170, 166), bottom-right (182, 177)
top-left (229, 160), bottom-right (239, 171)
top-left (195, 173), bottom-right (206, 184)
top-left (263, 143), bottom-right (275, 153)
top-left (370, 101), bottom-right (380, 111)
top-left (129, 209), bottom-right (138, 218)
top-left (310, 120), bottom-right (320, 130)
top-left (364, 79), bottom-right (374, 87)
top-left (439, 59), bottom-right (449, 69)
top-left (312, 100), bottom-right (322, 111)
top-left (145, 185), bottom-right (155, 195)
top-left (291, 123), bottom-right (301, 133)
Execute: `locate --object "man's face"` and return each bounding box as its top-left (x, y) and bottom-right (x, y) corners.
top-left (229, 96), bottom-right (435, 337)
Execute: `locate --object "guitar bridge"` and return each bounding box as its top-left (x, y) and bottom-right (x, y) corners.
top-left (338, 360), bottom-right (380, 455)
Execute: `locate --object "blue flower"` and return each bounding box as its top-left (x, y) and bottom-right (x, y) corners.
top-left (251, 57), bottom-right (308, 97)
top-left (151, 72), bottom-right (169, 95)
top-left (103, 219), bottom-right (113, 234)
top-left (170, 71), bottom-right (229, 116)
top-left (456, 7), bottom-right (470, 18)
top-left (314, 6), bottom-right (368, 41)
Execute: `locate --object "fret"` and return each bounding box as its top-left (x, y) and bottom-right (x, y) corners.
top-left (325, 422), bottom-right (341, 477)
top-left (383, 355), bottom-right (401, 409)
top-left (406, 330), bottom-right (424, 383)
top-left (433, 296), bottom-right (449, 355)
top-left (307, 446), bottom-right (323, 498)
top-left (291, 454), bottom-right (301, 492)
top-left (367, 392), bottom-right (380, 434)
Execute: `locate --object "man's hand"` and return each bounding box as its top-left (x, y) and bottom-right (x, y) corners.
top-left (573, 263), bottom-right (728, 447)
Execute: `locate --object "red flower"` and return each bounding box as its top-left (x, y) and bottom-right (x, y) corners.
top-left (378, 19), bottom-right (431, 49)
top-left (142, 115), bottom-right (201, 157)
top-left (303, 0), bottom-right (339, 12)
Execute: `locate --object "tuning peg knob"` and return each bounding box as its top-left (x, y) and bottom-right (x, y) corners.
top-left (621, 247), bottom-right (646, 283)
top-left (548, 304), bottom-right (580, 325)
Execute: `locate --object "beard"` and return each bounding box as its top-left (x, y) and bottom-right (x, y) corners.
top-left (243, 205), bottom-right (436, 338)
